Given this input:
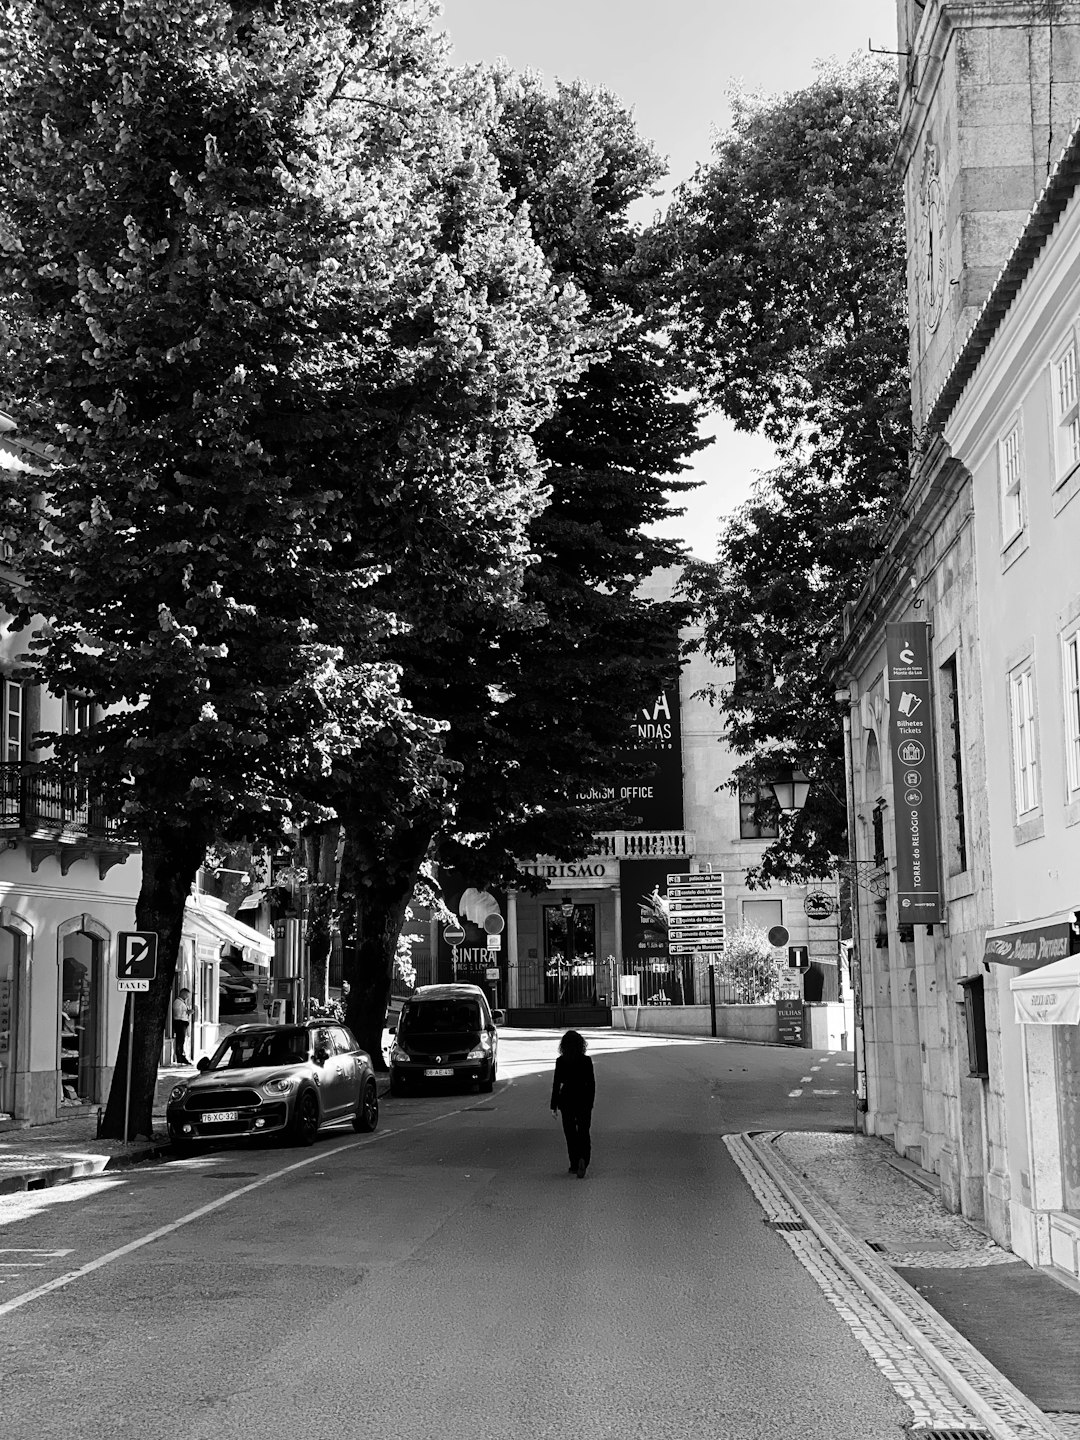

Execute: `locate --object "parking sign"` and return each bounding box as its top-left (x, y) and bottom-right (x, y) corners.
top-left (116, 931), bottom-right (158, 991)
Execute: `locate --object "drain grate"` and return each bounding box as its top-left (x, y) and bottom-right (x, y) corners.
top-left (910, 1430), bottom-right (991, 1439)
top-left (766, 1219), bottom-right (809, 1231)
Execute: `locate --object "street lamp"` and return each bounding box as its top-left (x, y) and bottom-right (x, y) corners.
top-left (767, 769), bottom-right (812, 814)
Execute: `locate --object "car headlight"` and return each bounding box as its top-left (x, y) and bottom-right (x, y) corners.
top-left (466, 1041), bottom-right (490, 1061)
top-left (264, 1076), bottom-right (297, 1094)
top-left (169, 1084), bottom-right (188, 1103)
top-left (391, 1046), bottom-right (411, 1064)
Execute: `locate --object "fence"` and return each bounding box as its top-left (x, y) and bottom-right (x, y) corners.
top-left (0, 762), bottom-right (118, 837)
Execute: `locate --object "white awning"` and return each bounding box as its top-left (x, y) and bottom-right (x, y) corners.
top-left (1010, 953), bottom-right (1080, 1026)
top-left (184, 899), bottom-right (273, 967)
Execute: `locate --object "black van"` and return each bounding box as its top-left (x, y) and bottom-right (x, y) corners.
top-left (389, 984), bottom-right (504, 1095)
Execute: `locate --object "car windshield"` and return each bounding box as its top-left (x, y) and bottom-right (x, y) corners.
top-left (209, 1029), bottom-right (310, 1070)
top-left (400, 1000), bottom-right (481, 1035)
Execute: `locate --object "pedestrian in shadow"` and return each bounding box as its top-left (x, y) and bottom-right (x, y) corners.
top-left (551, 1030), bottom-right (595, 1178)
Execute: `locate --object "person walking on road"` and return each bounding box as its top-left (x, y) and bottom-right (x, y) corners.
top-left (172, 988), bottom-right (193, 1066)
top-left (551, 1030), bottom-right (595, 1178)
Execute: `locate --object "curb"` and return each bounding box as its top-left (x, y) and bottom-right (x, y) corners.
top-left (738, 1131), bottom-right (1064, 1440)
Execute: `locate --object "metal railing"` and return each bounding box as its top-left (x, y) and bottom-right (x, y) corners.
top-left (0, 762), bottom-right (119, 837)
top-left (591, 831), bottom-right (696, 858)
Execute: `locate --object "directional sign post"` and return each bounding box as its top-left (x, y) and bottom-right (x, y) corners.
top-left (116, 931), bottom-right (158, 1144)
top-left (666, 872), bottom-right (726, 956)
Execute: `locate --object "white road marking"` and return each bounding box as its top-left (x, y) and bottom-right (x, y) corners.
top-left (801, 1076), bottom-right (813, 1083)
top-left (788, 1088), bottom-right (803, 1097)
top-left (0, 1248), bottom-right (73, 1257)
top-left (0, 1104), bottom-right (471, 1320)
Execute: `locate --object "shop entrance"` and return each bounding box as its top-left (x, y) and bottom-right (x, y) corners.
top-left (543, 903), bottom-right (598, 1009)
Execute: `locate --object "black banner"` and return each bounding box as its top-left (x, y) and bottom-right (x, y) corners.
top-left (885, 622), bottom-right (943, 924)
top-left (577, 677), bottom-right (684, 832)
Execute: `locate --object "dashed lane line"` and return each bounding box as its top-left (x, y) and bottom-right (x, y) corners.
top-left (0, 1103), bottom-right (479, 1320)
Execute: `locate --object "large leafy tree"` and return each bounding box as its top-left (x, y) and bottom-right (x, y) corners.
top-left (652, 58), bottom-right (909, 883)
top-left (338, 70), bottom-right (706, 1062)
top-left (0, 0), bottom-right (582, 1133)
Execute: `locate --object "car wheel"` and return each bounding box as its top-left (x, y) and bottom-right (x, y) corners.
top-left (353, 1078), bottom-right (379, 1133)
top-left (480, 1063), bottom-right (496, 1094)
top-left (291, 1088), bottom-right (320, 1145)
top-left (389, 1073), bottom-right (406, 1097)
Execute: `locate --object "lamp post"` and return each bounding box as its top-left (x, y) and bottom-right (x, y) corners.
top-left (766, 769), bottom-right (812, 814)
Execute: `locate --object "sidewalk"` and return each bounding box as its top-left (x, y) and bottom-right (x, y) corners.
top-left (733, 1129), bottom-right (1080, 1440)
top-left (0, 1068), bottom-right (393, 1195)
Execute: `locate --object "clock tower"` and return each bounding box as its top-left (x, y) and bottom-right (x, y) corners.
top-left (897, 0), bottom-right (1080, 435)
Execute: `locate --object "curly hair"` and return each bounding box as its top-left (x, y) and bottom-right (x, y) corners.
top-left (558, 1029), bottom-right (587, 1057)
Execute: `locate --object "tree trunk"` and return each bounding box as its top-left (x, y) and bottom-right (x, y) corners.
top-left (302, 824), bottom-right (340, 1007)
top-left (100, 825), bottom-right (208, 1139)
top-left (340, 821), bottom-right (432, 1070)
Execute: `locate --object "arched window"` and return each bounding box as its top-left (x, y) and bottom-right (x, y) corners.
top-left (865, 730), bottom-right (882, 801)
top-left (0, 911), bottom-right (31, 1120)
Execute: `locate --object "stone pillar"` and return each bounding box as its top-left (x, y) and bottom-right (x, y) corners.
top-left (507, 890), bottom-right (519, 1010)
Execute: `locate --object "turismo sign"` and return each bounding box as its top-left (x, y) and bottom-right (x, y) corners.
top-left (885, 622), bottom-right (943, 924)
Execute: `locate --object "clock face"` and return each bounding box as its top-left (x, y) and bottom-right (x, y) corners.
top-left (921, 173), bottom-right (946, 333)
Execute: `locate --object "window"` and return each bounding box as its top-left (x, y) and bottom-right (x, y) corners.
top-left (2, 681), bottom-right (23, 763)
top-left (742, 898), bottom-right (782, 933)
top-left (939, 656), bottom-right (968, 873)
top-left (739, 784), bottom-right (779, 839)
top-left (998, 421), bottom-right (1024, 543)
top-left (1065, 631), bottom-right (1080, 797)
top-left (872, 800), bottom-right (886, 867)
top-left (1054, 341), bottom-right (1080, 481)
top-left (1011, 666), bottom-right (1039, 816)
top-left (960, 976), bottom-right (989, 1080)
top-left (63, 693), bottom-right (92, 736)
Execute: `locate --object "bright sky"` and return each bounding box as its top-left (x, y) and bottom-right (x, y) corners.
top-left (438, 0), bottom-right (899, 559)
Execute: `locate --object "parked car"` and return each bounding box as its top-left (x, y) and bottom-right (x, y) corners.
top-left (167, 1020), bottom-right (378, 1152)
top-left (389, 984), bottom-right (503, 1096)
top-left (218, 955), bottom-right (259, 1013)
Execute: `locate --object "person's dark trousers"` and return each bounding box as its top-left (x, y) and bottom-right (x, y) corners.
top-left (173, 1021), bottom-right (189, 1064)
top-left (561, 1108), bottom-right (592, 1169)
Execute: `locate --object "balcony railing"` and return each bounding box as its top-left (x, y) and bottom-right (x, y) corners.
top-left (0, 762), bottom-right (120, 838)
top-left (591, 831), bottom-right (696, 858)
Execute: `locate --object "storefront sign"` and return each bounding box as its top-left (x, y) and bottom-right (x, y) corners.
top-left (1012, 983), bottom-right (1080, 1027)
top-left (885, 622), bottom-right (943, 923)
top-left (983, 919), bottom-right (1075, 970)
top-left (777, 998), bottom-right (805, 1046)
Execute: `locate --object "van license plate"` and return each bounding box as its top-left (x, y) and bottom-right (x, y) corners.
top-left (203, 1110), bottom-right (239, 1123)
top-left (424, 1068), bottom-right (454, 1078)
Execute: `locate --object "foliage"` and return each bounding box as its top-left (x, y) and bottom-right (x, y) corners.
top-left (715, 924), bottom-right (783, 1003)
top-left (0, 0), bottom-right (585, 1128)
top-left (653, 58), bottom-right (909, 884)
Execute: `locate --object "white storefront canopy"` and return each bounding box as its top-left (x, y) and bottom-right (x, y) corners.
top-left (1010, 953), bottom-right (1080, 1026)
top-left (184, 897), bottom-right (274, 968)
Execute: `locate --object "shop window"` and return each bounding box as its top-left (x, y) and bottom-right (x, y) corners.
top-left (60, 936), bottom-right (101, 1107)
top-left (960, 976), bottom-right (989, 1080)
top-left (1064, 630), bottom-right (1080, 799)
top-left (1054, 339), bottom-right (1080, 484)
top-left (998, 419), bottom-right (1024, 543)
top-left (0, 926), bottom-right (20, 1119)
top-left (739, 783), bottom-right (779, 839)
top-left (1010, 665), bottom-right (1039, 817)
top-left (939, 655), bottom-right (968, 873)
top-left (1055, 1023), bottom-right (1080, 1214)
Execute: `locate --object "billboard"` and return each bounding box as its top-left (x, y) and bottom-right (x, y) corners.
top-left (577, 675), bottom-right (685, 831)
top-left (885, 622), bottom-right (943, 924)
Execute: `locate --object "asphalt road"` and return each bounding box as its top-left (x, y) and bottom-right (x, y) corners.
top-left (0, 1032), bottom-right (908, 1440)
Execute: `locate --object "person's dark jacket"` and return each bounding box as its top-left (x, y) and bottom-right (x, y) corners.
top-left (551, 1053), bottom-right (595, 1115)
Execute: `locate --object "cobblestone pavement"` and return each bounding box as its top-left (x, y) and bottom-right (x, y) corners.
top-left (727, 1130), bottom-right (1074, 1440)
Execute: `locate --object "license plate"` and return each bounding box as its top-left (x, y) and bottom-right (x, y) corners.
top-left (202, 1110), bottom-right (239, 1123)
top-left (424, 1068), bottom-right (454, 1078)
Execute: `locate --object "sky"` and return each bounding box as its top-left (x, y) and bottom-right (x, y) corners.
top-left (438, 0), bottom-right (899, 558)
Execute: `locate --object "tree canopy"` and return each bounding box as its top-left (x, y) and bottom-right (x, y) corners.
top-left (0, 0), bottom-right (586, 1131)
top-left (651, 58), bottom-right (909, 883)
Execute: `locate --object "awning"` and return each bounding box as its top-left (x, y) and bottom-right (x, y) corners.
top-left (982, 914), bottom-right (1077, 971)
top-left (184, 899), bottom-right (273, 967)
top-left (1011, 954), bottom-right (1080, 1026)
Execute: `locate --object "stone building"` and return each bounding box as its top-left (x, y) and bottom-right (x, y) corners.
top-left (833, 0), bottom-right (1080, 1270)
